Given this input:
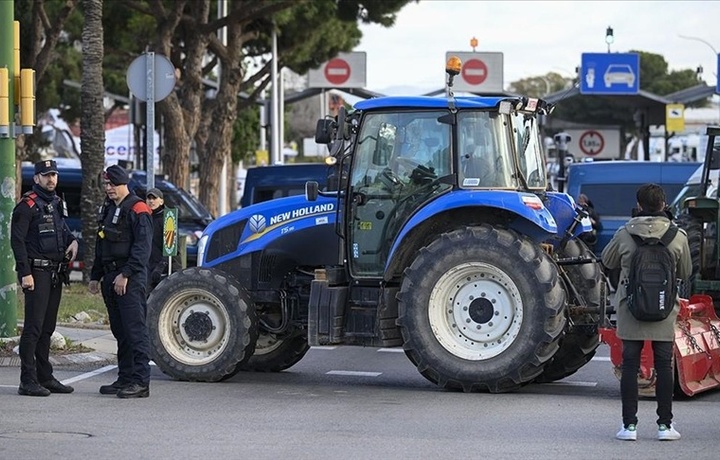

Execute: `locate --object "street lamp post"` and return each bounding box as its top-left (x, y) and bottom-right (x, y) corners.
top-left (678, 34), bottom-right (719, 125)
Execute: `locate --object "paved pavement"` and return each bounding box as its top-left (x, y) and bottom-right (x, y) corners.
top-left (0, 324), bottom-right (117, 367)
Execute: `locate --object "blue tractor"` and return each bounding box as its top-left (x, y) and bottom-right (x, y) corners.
top-left (147, 58), bottom-right (607, 392)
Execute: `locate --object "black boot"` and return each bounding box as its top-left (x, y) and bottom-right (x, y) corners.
top-left (117, 383), bottom-right (150, 399)
top-left (18, 381), bottom-right (51, 397)
top-left (99, 380), bottom-right (130, 395)
top-left (40, 378), bottom-right (74, 394)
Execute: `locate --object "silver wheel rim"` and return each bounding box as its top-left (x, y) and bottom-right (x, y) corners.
top-left (253, 332), bottom-right (282, 356)
top-left (157, 288), bottom-right (232, 365)
top-left (428, 262), bottom-right (523, 360)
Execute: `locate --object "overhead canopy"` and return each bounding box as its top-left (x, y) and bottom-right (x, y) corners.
top-left (665, 83), bottom-right (717, 104)
top-left (543, 86), bottom-right (672, 126)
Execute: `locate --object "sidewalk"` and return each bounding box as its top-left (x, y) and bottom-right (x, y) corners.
top-left (0, 324), bottom-right (117, 367)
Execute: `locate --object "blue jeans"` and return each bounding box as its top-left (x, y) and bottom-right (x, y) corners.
top-left (621, 340), bottom-right (674, 427)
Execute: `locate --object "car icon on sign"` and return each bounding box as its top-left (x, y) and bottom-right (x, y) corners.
top-left (604, 64), bottom-right (636, 88)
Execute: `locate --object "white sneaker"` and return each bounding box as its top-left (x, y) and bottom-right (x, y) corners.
top-left (616, 424), bottom-right (637, 441)
top-left (657, 424), bottom-right (681, 441)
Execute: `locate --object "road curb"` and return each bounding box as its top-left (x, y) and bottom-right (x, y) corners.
top-left (0, 352), bottom-right (116, 368)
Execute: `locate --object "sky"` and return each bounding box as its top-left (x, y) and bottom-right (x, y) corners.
top-left (354, 0), bottom-right (720, 95)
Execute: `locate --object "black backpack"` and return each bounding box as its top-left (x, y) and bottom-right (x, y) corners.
top-left (626, 225), bottom-right (679, 322)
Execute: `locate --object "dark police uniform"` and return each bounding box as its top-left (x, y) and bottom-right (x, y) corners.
top-left (11, 160), bottom-right (76, 396)
top-left (147, 199), bottom-right (182, 291)
top-left (90, 165), bottom-right (153, 397)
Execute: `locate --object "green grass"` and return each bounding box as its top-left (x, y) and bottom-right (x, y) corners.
top-left (17, 282), bottom-right (108, 325)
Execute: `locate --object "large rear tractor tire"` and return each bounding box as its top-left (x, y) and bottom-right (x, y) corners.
top-left (397, 226), bottom-right (567, 393)
top-left (235, 328), bottom-right (309, 372)
top-left (147, 267), bottom-right (258, 382)
top-left (534, 238), bottom-right (603, 383)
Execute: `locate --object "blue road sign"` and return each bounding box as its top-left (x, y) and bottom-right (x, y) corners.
top-left (580, 53), bottom-right (640, 95)
top-left (716, 53), bottom-right (720, 94)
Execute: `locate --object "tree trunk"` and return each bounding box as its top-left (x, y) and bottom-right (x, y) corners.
top-left (154, 0), bottom-right (208, 192)
top-left (80, 0), bottom-right (106, 282)
top-left (197, 14), bottom-right (245, 216)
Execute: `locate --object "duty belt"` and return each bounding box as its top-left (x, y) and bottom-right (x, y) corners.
top-left (103, 259), bottom-right (128, 274)
top-left (30, 258), bottom-right (59, 269)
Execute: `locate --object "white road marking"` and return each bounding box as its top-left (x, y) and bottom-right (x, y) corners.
top-left (61, 365), bottom-right (117, 384)
top-left (60, 360), bottom-right (157, 385)
top-left (542, 381), bottom-right (597, 387)
top-left (377, 348), bottom-right (405, 353)
top-left (327, 370), bottom-right (382, 377)
top-left (591, 356), bottom-right (611, 362)
top-left (311, 346), bottom-right (338, 350)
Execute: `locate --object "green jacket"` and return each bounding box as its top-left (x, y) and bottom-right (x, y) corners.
top-left (601, 215), bottom-right (692, 341)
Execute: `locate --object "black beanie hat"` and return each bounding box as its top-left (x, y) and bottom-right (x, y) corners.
top-left (104, 165), bottom-right (129, 185)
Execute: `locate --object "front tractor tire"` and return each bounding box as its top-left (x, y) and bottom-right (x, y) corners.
top-left (398, 226), bottom-right (567, 393)
top-left (147, 267), bottom-right (258, 382)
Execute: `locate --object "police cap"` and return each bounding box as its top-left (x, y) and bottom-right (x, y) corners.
top-left (104, 165), bottom-right (130, 186)
top-left (35, 160), bottom-right (58, 176)
top-left (146, 188), bottom-right (163, 200)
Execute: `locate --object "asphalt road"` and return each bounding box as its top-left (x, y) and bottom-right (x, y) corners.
top-left (1, 344), bottom-right (719, 460)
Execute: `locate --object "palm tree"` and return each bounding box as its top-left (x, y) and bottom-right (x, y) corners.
top-left (80, 0), bottom-right (105, 281)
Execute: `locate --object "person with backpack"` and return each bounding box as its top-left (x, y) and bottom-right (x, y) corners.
top-left (88, 165), bottom-right (153, 399)
top-left (601, 183), bottom-right (691, 442)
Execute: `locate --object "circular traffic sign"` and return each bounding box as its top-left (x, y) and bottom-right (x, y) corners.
top-left (127, 53), bottom-right (176, 102)
top-left (324, 58), bottom-right (351, 85)
top-left (579, 130), bottom-right (605, 156)
top-left (462, 58), bottom-right (488, 85)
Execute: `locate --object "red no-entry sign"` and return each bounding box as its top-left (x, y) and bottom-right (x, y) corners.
top-left (324, 58), bottom-right (351, 86)
top-left (462, 58), bottom-right (488, 85)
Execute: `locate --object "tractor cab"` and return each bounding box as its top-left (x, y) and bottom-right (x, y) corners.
top-left (311, 58), bottom-right (553, 279)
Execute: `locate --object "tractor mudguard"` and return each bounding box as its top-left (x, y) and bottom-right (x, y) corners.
top-left (200, 194), bottom-right (338, 267)
top-left (385, 189), bottom-right (558, 271)
top-left (543, 191), bottom-right (592, 246)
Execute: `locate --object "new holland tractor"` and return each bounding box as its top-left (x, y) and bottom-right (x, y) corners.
top-left (146, 57), bottom-right (607, 393)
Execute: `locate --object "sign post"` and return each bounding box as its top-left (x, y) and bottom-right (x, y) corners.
top-left (126, 52), bottom-right (176, 189)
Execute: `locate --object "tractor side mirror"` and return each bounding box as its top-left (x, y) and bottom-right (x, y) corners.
top-left (305, 181), bottom-right (319, 202)
top-left (315, 119), bottom-right (334, 144)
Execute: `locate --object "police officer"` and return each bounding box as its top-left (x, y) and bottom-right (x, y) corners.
top-left (145, 187), bottom-right (182, 292)
top-left (11, 159), bottom-right (78, 397)
top-left (88, 165), bottom-right (153, 398)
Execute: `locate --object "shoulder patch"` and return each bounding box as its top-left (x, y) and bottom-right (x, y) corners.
top-left (22, 192), bottom-right (38, 208)
top-left (131, 201), bottom-right (152, 215)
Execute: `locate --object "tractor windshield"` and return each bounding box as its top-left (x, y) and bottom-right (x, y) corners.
top-left (511, 113), bottom-right (547, 190)
top-left (457, 112), bottom-right (517, 189)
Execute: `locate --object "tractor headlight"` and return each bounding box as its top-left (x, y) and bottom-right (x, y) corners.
top-left (196, 234), bottom-right (209, 266)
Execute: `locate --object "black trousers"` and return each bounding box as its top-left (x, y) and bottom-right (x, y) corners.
top-left (19, 269), bottom-right (62, 384)
top-left (621, 339), bottom-right (674, 427)
top-left (101, 270), bottom-right (151, 386)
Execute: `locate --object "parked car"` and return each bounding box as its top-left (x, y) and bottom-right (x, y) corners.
top-left (21, 162), bottom-right (213, 269)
